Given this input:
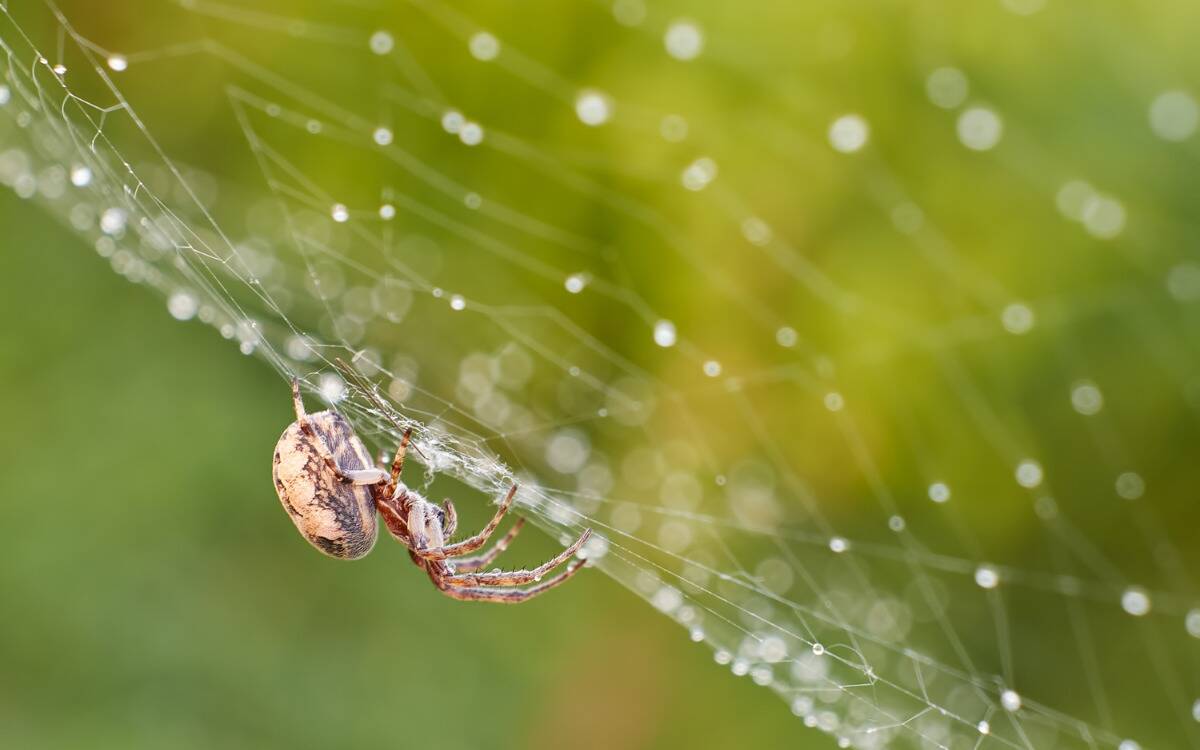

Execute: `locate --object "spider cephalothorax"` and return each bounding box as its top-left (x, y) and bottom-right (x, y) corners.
top-left (272, 379), bottom-right (591, 603)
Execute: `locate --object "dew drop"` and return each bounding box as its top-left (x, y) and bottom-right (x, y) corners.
top-left (575, 90), bottom-right (612, 126)
top-left (369, 30), bottom-right (394, 55)
top-left (70, 165), bottom-right (92, 187)
top-left (469, 31), bottom-right (500, 61)
top-left (1121, 587), bottom-right (1151, 617)
top-left (653, 319), bottom-right (677, 348)
top-left (664, 19), bottom-right (704, 61)
top-left (1001, 689), bottom-right (1022, 712)
top-left (167, 291), bottom-right (198, 321)
top-left (975, 564), bottom-right (1000, 589)
top-left (829, 114), bottom-right (869, 153)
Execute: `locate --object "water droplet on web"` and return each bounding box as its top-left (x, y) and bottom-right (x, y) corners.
top-left (70, 165), bottom-right (91, 187)
top-left (975, 564), bottom-right (1000, 589)
top-left (681, 157), bottom-right (717, 191)
top-left (775, 326), bottom-right (798, 347)
top-left (1070, 380), bottom-right (1103, 415)
top-left (1015, 459), bottom-right (1043, 488)
top-left (977, 720), bottom-right (990, 735)
top-left (469, 31), bottom-right (500, 61)
top-left (319, 373), bottom-right (346, 404)
top-left (369, 30), bottom-right (394, 55)
top-left (1185, 609), bottom-right (1200, 638)
top-left (791, 697), bottom-right (813, 717)
top-left (653, 319), bottom-right (677, 347)
top-left (957, 107), bottom-right (1003, 150)
top-left (702, 360), bottom-right (722, 377)
top-left (1001, 689), bottom-right (1022, 712)
top-left (330, 203), bottom-right (349, 222)
top-left (458, 122), bottom-right (484, 146)
top-left (928, 482), bottom-right (951, 503)
top-left (1001, 302), bottom-right (1035, 334)
top-left (1081, 193), bottom-right (1126, 239)
top-left (926, 66), bottom-right (968, 109)
top-left (828, 114), bottom-right (869, 153)
top-left (1149, 90), bottom-right (1199, 142)
top-left (378, 204), bottom-right (395, 220)
top-left (1115, 471), bottom-right (1145, 500)
top-left (823, 392), bottom-right (844, 411)
top-left (575, 90), bottom-right (612, 126)
top-left (100, 207), bottom-right (126, 236)
top-left (107, 55), bottom-right (128, 72)
top-left (449, 294), bottom-right (466, 311)
top-left (750, 666), bottom-right (772, 685)
top-left (811, 642), bottom-right (825, 656)
top-left (167, 290), bottom-right (198, 321)
top-left (664, 19), bottom-right (704, 61)
top-left (441, 110), bottom-right (464, 134)
top-left (564, 273), bottom-right (587, 293)
top-left (0, 85), bottom-right (9, 106)
top-left (1121, 587), bottom-right (1151, 616)
top-left (372, 127), bottom-right (393, 146)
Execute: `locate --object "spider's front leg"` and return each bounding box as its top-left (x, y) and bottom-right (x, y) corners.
top-left (450, 518), bottom-right (525, 573)
top-left (410, 484), bottom-right (518, 561)
top-left (440, 499), bottom-right (457, 539)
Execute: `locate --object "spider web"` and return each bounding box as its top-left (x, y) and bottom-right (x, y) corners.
top-left (3, 0), bottom-right (1200, 747)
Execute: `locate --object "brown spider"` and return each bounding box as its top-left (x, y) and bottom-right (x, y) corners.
top-left (271, 379), bottom-right (592, 603)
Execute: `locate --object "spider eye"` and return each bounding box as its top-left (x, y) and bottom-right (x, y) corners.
top-left (434, 507), bottom-right (447, 527)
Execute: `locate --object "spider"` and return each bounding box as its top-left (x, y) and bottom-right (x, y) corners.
top-left (271, 378), bottom-right (592, 603)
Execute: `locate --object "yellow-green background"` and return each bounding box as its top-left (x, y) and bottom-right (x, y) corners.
top-left (2, 0), bottom-right (1200, 747)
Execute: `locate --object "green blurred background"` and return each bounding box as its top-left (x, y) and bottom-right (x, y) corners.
top-left (2, 0), bottom-right (1200, 747)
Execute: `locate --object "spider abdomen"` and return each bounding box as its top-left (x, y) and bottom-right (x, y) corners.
top-left (272, 410), bottom-right (378, 559)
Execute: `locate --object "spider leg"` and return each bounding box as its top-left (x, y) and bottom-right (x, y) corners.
top-left (389, 428), bottom-right (413, 484)
top-left (442, 528), bottom-right (591, 587)
top-left (441, 499), bottom-right (458, 538)
top-left (449, 518), bottom-right (526, 573)
top-left (429, 559), bottom-right (587, 604)
top-left (291, 379), bottom-right (388, 486)
top-left (411, 484), bottom-right (517, 560)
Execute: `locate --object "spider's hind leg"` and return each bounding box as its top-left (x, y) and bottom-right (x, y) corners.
top-left (443, 528), bottom-right (591, 587)
top-left (431, 559), bottom-right (587, 604)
